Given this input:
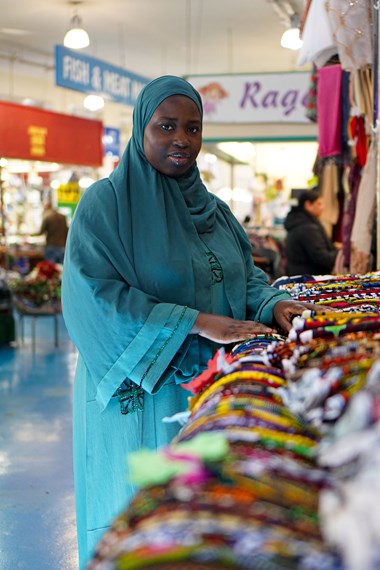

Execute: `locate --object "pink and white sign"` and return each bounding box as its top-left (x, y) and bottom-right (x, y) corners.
top-left (187, 73), bottom-right (311, 124)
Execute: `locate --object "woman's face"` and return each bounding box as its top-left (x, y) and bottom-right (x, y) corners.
top-left (305, 197), bottom-right (324, 218)
top-left (143, 95), bottom-right (202, 178)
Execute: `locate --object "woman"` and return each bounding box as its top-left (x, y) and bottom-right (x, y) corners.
top-left (284, 188), bottom-right (339, 276)
top-left (62, 75), bottom-right (315, 568)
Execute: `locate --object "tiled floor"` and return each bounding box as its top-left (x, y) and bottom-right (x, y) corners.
top-left (0, 313), bottom-right (79, 569)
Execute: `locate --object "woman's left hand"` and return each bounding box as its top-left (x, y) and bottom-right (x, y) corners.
top-left (273, 299), bottom-right (326, 332)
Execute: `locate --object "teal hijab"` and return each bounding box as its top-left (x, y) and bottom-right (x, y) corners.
top-left (110, 75), bottom-right (217, 236)
top-left (104, 75), bottom-right (224, 310)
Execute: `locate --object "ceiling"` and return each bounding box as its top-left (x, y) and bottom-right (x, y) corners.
top-left (0, 0), bottom-right (307, 84)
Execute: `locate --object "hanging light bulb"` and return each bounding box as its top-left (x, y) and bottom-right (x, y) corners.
top-left (280, 13), bottom-right (303, 51)
top-left (64, 12), bottom-right (90, 49)
top-left (83, 94), bottom-right (105, 111)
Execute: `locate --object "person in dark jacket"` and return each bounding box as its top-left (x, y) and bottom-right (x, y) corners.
top-left (284, 188), bottom-right (338, 276)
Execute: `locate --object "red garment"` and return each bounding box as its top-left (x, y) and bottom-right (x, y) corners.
top-left (348, 115), bottom-right (368, 167)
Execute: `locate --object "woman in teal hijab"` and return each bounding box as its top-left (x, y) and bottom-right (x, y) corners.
top-left (62, 75), bottom-right (311, 568)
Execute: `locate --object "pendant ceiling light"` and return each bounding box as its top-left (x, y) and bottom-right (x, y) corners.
top-left (64, 3), bottom-right (90, 49)
top-left (280, 13), bottom-right (303, 51)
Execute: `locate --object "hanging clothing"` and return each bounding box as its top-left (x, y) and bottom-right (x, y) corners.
top-left (305, 64), bottom-right (318, 123)
top-left (350, 142), bottom-right (377, 274)
top-left (61, 75), bottom-right (291, 568)
top-left (319, 160), bottom-right (341, 238)
top-left (317, 64), bottom-right (343, 158)
top-left (297, 0), bottom-right (337, 68)
top-left (353, 68), bottom-right (373, 133)
top-left (284, 207), bottom-right (338, 276)
top-left (325, 0), bottom-right (373, 72)
top-left (348, 114), bottom-right (368, 168)
top-left (342, 159), bottom-right (362, 269)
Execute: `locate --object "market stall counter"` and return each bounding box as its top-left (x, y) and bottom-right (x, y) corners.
top-left (87, 272), bottom-right (380, 570)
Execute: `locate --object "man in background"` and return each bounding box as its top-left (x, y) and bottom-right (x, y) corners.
top-left (38, 201), bottom-right (68, 264)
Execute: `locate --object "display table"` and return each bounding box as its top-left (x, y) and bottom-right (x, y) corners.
top-left (88, 272), bottom-right (380, 570)
top-left (12, 297), bottom-right (61, 352)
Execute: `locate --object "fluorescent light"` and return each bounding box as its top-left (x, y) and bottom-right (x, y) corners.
top-left (64, 14), bottom-right (90, 49)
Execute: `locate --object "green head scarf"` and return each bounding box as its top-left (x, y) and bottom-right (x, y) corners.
top-left (110, 75), bottom-right (217, 234)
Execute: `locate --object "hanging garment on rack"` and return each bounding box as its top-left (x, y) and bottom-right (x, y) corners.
top-left (353, 68), bottom-right (373, 130)
top-left (299, 0), bottom-right (312, 38)
top-left (319, 160), bottom-right (341, 238)
top-left (348, 114), bottom-right (368, 168)
top-left (305, 64), bottom-right (318, 123)
top-left (325, 0), bottom-right (373, 72)
top-left (297, 0), bottom-right (337, 68)
top-left (341, 70), bottom-right (351, 156)
top-left (350, 142), bottom-right (377, 274)
top-left (317, 64), bottom-right (343, 158)
top-left (342, 159), bottom-right (363, 270)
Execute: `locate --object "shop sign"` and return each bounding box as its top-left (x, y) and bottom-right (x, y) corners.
top-left (57, 181), bottom-right (81, 205)
top-left (0, 101), bottom-right (103, 166)
top-left (55, 45), bottom-right (150, 107)
top-left (186, 73), bottom-right (311, 124)
top-left (103, 127), bottom-right (121, 158)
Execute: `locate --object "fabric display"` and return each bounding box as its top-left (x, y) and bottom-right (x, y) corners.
top-left (87, 271), bottom-right (380, 569)
top-left (272, 272), bottom-right (380, 569)
top-left (299, 1), bottom-right (375, 272)
top-left (273, 271), bottom-right (380, 312)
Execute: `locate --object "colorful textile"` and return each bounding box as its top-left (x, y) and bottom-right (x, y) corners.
top-left (87, 270), bottom-right (380, 570)
top-left (88, 338), bottom-right (341, 570)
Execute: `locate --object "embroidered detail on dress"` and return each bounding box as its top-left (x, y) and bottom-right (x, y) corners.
top-left (116, 380), bottom-right (144, 415)
top-left (205, 250), bottom-right (224, 284)
top-left (117, 306), bottom-right (188, 415)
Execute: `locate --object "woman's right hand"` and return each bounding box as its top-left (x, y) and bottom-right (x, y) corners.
top-left (191, 313), bottom-right (273, 344)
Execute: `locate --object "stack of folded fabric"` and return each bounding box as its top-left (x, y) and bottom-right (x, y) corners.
top-left (88, 334), bottom-right (342, 570)
top-left (273, 271), bottom-right (380, 313)
top-left (88, 273), bottom-right (380, 570)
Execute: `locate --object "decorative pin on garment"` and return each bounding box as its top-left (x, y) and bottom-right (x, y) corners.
top-left (116, 379), bottom-right (145, 414)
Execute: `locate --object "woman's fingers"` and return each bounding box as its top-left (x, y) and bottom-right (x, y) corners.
top-left (195, 313), bottom-right (274, 344)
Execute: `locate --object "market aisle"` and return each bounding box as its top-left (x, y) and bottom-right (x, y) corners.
top-left (0, 313), bottom-right (79, 570)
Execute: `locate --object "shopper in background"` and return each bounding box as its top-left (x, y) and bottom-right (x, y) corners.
top-left (37, 200), bottom-right (68, 264)
top-left (284, 188), bottom-right (339, 276)
top-left (61, 75), bottom-right (320, 568)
